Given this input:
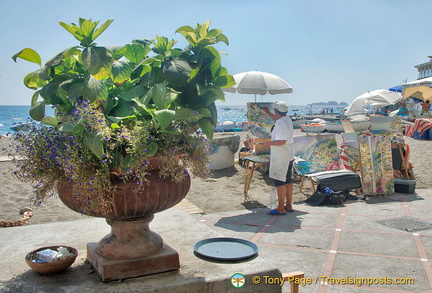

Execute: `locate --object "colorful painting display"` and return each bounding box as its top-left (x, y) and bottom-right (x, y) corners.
top-left (339, 132), bottom-right (360, 171)
top-left (388, 116), bottom-right (403, 134)
top-left (293, 134), bottom-right (341, 175)
top-left (340, 142), bottom-right (360, 171)
top-left (247, 102), bottom-right (274, 138)
top-left (358, 135), bottom-right (394, 195)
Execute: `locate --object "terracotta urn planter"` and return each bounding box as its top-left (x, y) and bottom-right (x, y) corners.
top-left (57, 160), bottom-right (191, 282)
top-left (13, 17), bottom-right (231, 284)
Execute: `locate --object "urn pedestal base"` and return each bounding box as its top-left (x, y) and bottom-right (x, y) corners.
top-left (58, 172), bottom-right (191, 281)
top-left (87, 242), bottom-right (180, 282)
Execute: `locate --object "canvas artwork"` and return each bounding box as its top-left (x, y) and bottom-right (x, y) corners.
top-left (388, 116), bottom-right (403, 134)
top-left (246, 102), bottom-right (274, 138)
top-left (340, 142), bottom-right (360, 171)
top-left (358, 135), bottom-right (394, 195)
top-left (293, 134), bottom-right (341, 175)
top-left (339, 131), bottom-right (360, 171)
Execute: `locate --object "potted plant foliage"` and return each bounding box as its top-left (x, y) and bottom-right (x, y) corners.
top-left (11, 17), bottom-right (234, 281)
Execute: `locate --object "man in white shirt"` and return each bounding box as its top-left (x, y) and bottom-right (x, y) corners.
top-left (259, 101), bottom-right (295, 215)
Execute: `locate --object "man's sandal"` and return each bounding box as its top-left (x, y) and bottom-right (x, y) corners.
top-left (268, 209), bottom-right (286, 215)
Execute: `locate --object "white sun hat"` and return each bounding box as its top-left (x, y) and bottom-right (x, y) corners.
top-left (273, 101), bottom-right (288, 113)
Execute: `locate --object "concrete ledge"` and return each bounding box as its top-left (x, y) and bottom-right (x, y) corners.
top-left (0, 156), bottom-right (12, 162)
top-left (0, 208), bottom-right (282, 292)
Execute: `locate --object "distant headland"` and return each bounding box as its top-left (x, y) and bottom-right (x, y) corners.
top-left (307, 101), bottom-right (348, 107)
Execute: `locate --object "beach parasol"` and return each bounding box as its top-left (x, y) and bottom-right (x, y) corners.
top-left (223, 71), bottom-right (293, 102)
top-left (402, 86), bottom-right (432, 101)
top-left (345, 89), bottom-right (402, 116)
top-left (389, 85), bottom-right (402, 93)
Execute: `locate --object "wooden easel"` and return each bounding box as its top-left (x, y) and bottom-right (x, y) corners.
top-left (298, 174), bottom-right (317, 193)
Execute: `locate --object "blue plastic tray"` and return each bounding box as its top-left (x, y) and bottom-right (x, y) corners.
top-left (194, 237), bottom-right (258, 261)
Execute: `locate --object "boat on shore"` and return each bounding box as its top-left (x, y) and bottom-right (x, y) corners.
top-left (349, 115), bottom-right (371, 131)
top-left (300, 123), bottom-right (326, 133)
top-left (325, 120), bottom-right (344, 132)
top-left (291, 117), bottom-right (307, 129)
top-left (214, 121), bottom-right (243, 132)
top-left (300, 118), bottom-right (326, 133)
top-left (322, 115), bottom-right (371, 133)
top-left (351, 120), bottom-right (370, 131)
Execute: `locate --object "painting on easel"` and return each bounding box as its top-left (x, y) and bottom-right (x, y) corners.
top-left (293, 134), bottom-right (341, 174)
top-left (358, 135), bottom-right (394, 195)
top-left (246, 102), bottom-right (274, 138)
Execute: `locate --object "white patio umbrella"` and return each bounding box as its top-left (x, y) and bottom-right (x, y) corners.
top-left (345, 89), bottom-right (402, 116)
top-left (223, 71), bottom-right (293, 102)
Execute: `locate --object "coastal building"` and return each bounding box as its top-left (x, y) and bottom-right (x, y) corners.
top-left (415, 56), bottom-right (432, 79)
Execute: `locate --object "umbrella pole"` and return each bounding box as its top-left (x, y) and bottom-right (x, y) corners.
top-left (254, 94), bottom-right (257, 102)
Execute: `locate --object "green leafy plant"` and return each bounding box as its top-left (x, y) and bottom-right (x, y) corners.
top-left (11, 18), bottom-right (234, 213)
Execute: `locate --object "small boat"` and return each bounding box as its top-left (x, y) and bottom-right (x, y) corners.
top-left (325, 120), bottom-right (344, 132)
top-left (351, 120), bottom-right (370, 131)
top-left (291, 117), bottom-right (307, 129)
top-left (350, 115), bottom-right (371, 131)
top-left (300, 118), bottom-right (327, 133)
top-left (300, 123), bottom-right (326, 133)
top-left (10, 122), bottom-right (32, 132)
top-left (214, 121), bottom-right (242, 132)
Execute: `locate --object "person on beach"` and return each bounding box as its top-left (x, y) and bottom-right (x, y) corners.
top-left (421, 100), bottom-right (431, 115)
top-left (259, 101), bottom-right (295, 215)
top-left (397, 103), bottom-right (409, 117)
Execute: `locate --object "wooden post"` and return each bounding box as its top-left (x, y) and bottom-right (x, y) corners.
top-left (282, 271), bottom-right (305, 293)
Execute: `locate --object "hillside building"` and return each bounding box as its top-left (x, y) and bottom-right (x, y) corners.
top-left (415, 56), bottom-right (432, 79)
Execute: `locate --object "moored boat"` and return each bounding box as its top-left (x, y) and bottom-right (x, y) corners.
top-left (351, 120), bottom-right (370, 131)
top-left (10, 122), bottom-right (32, 132)
top-left (291, 117), bottom-right (307, 129)
top-left (301, 118), bottom-right (327, 133)
top-left (325, 120), bottom-right (344, 132)
top-left (300, 123), bottom-right (326, 133)
top-left (214, 121), bottom-right (242, 132)
top-left (350, 115), bottom-right (371, 131)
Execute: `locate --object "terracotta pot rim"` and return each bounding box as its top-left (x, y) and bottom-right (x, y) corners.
top-left (57, 174), bottom-right (191, 220)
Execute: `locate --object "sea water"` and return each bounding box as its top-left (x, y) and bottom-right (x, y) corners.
top-left (0, 104), bottom-right (340, 135)
top-left (0, 106), bottom-right (55, 135)
top-left (215, 104), bottom-right (344, 125)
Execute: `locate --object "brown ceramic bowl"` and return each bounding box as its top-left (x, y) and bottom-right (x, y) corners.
top-left (25, 245), bottom-right (78, 274)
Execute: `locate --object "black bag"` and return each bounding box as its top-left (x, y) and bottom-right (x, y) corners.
top-left (305, 190), bottom-right (347, 206)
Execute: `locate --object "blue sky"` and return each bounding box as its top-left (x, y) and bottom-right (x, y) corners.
top-left (1, 0), bottom-right (431, 106)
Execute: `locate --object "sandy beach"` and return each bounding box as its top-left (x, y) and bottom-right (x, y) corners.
top-left (0, 130), bottom-right (430, 226)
